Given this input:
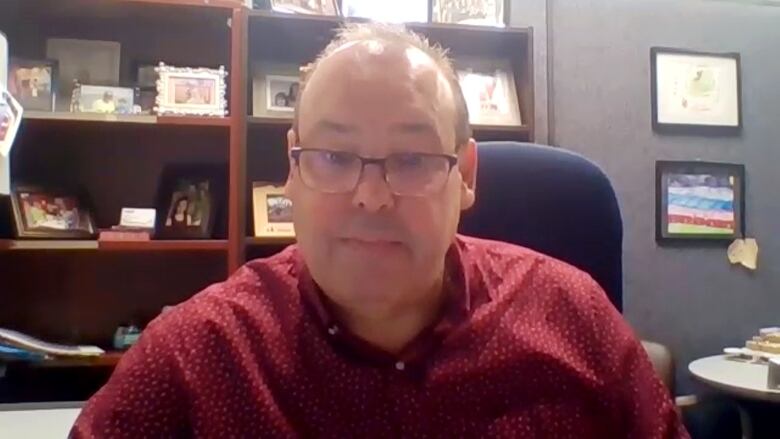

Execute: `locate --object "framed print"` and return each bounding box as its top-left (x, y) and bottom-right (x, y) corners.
top-left (651, 47), bottom-right (742, 135)
top-left (656, 161), bottom-right (745, 243)
top-left (155, 164), bottom-right (227, 239)
top-left (252, 183), bottom-right (295, 238)
top-left (136, 63), bottom-right (159, 89)
top-left (456, 57), bottom-right (521, 126)
top-left (342, 0), bottom-right (427, 22)
top-left (71, 84), bottom-right (137, 114)
top-left (252, 62), bottom-right (302, 118)
top-left (10, 185), bottom-right (97, 239)
top-left (45, 38), bottom-right (121, 110)
top-left (155, 63), bottom-right (228, 117)
top-left (433, 0), bottom-right (506, 27)
top-left (8, 58), bottom-right (58, 111)
top-left (270, 0), bottom-right (338, 15)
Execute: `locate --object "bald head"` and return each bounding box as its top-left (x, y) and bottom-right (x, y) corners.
top-left (293, 23), bottom-right (472, 149)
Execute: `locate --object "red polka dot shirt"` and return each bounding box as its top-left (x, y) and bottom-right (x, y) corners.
top-left (72, 235), bottom-right (688, 438)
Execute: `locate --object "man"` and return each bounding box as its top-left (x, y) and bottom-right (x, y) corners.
top-left (72, 23), bottom-right (688, 438)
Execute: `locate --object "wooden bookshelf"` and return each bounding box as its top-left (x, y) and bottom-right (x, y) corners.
top-left (0, 0), bottom-right (534, 401)
top-left (29, 352), bottom-right (124, 369)
top-left (23, 112), bottom-right (231, 128)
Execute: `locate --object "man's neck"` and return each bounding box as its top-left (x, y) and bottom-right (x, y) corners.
top-left (333, 278), bottom-right (446, 355)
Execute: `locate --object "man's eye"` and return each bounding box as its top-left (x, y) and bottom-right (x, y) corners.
top-left (394, 154), bottom-right (425, 168)
top-left (323, 152), bottom-right (353, 165)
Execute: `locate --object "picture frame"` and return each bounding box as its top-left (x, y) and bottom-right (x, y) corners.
top-left (269, 0), bottom-right (338, 15)
top-left (135, 62), bottom-right (159, 89)
top-left (252, 62), bottom-right (302, 118)
top-left (155, 164), bottom-right (227, 240)
top-left (8, 58), bottom-right (58, 111)
top-left (9, 185), bottom-right (97, 239)
top-left (71, 84), bottom-right (138, 115)
top-left (651, 47), bottom-right (742, 135)
top-left (656, 161), bottom-right (745, 243)
top-left (455, 57), bottom-right (521, 126)
top-left (155, 63), bottom-right (228, 117)
top-left (45, 38), bottom-right (121, 110)
top-left (341, 0), bottom-right (428, 22)
top-left (432, 0), bottom-right (507, 27)
top-left (252, 182), bottom-right (295, 238)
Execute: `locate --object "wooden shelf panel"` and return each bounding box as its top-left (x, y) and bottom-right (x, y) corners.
top-left (123, 0), bottom-right (246, 9)
top-left (0, 240), bottom-right (228, 252)
top-left (23, 112), bottom-right (231, 128)
top-left (248, 116), bottom-right (294, 127)
top-left (246, 236), bottom-right (296, 246)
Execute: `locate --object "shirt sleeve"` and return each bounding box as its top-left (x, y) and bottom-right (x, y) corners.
top-left (586, 283), bottom-right (690, 439)
top-left (69, 318), bottom-right (190, 438)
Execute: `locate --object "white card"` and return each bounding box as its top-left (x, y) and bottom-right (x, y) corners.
top-left (119, 208), bottom-right (156, 229)
top-left (0, 86), bottom-right (23, 157)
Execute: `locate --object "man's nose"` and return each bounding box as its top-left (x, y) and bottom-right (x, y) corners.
top-left (351, 164), bottom-right (395, 212)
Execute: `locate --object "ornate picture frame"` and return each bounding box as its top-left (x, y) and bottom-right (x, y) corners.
top-left (155, 63), bottom-right (228, 117)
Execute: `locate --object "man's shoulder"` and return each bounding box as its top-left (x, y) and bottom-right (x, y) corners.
top-left (456, 234), bottom-right (601, 304)
top-left (141, 246), bottom-right (303, 348)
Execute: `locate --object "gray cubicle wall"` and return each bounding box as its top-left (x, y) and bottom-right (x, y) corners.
top-left (549, 0), bottom-right (780, 390)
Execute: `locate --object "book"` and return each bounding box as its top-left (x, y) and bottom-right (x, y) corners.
top-left (0, 327), bottom-right (104, 357)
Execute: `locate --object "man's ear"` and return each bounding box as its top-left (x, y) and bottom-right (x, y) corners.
top-left (284, 128), bottom-right (297, 198)
top-left (458, 138), bottom-right (477, 211)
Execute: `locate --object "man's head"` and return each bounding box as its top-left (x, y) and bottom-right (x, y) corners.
top-left (286, 23), bottom-right (477, 314)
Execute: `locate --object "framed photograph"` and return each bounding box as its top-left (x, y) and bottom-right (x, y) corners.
top-left (8, 58), bottom-right (58, 111)
top-left (342, 0), bottom-right (427, 22)
top-left (433, 0), bottom-right (506, 27)
top-left (10, 185), bottom-right (97, 239)
top-left (253, 183), bottom-right (295, 238)
top-left (651, 47), bottom-right (742, 135)
top-left (71, 84), bottom-right (137, 114)
top-left (456, 57), bottom-right (521, 126)
top-left (155, 164), bottom-right (226, 239)
top-left (136, 63), bottom-right (159, 89)
top-left (656, 161), bottom-right (745, 243)
top-left (270, 0), bottom-right (338, 15)
top-left (45, 38), bottom-right (121, 110)
top-left (252, 62), bottom-right (302, 118)
top-left (155, 63), bottom-right (228, 117)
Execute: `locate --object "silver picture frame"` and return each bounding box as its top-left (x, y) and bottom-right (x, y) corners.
top-left (154, 63), bottom-right (228, 117)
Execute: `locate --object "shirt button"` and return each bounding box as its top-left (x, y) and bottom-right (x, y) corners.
top-left (327, 325), bottom-right (339, 335)
top-left (395, 361), bottom-right (405, 371)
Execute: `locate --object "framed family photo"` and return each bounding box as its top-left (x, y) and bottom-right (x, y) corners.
top-left (252, 62), bottom-right (302, 118)
top-left (10, 185), bottom-right (97, 239)
top-left (252, 183), bottom-right (295, 238)
top-left (456, 58), bottom-right (521, 126)
top-left (270, 0), bottom-right (338, 15)
top-left (71, 84), bottom-right (137, 114)
top-left (155, 63), bottom-right (228, 117)
top-left (155, 165), bottom-right (226, 239)
top-left (651, 47), bottom-right (742, 135)
top-left (8, 58), bottom-right (58, 111)
top-left (656, 160), bottom-right (745, 243)
top-left (433, 0), bottom-right (507, 27)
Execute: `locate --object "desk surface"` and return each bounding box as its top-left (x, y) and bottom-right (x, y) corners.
top-left (689, 355), bottom-right (780, 403)
top-left (0, 402), bottom-right (82, 438)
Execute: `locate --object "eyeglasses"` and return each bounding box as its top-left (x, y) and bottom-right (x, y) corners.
top-left (290, 147), bottom-right (459, 197)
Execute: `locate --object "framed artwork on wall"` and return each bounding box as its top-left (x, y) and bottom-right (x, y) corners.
top-left (651, 47), bottom-right (742, 135)
top-left (656, 160), bottom-right (745, 243)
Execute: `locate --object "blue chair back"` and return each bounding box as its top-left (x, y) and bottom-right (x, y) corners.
top-left (458, 142), bottom-right (624, 312)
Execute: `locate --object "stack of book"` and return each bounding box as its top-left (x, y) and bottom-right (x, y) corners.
top-left (0, 327), bottom-right (104, 363)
